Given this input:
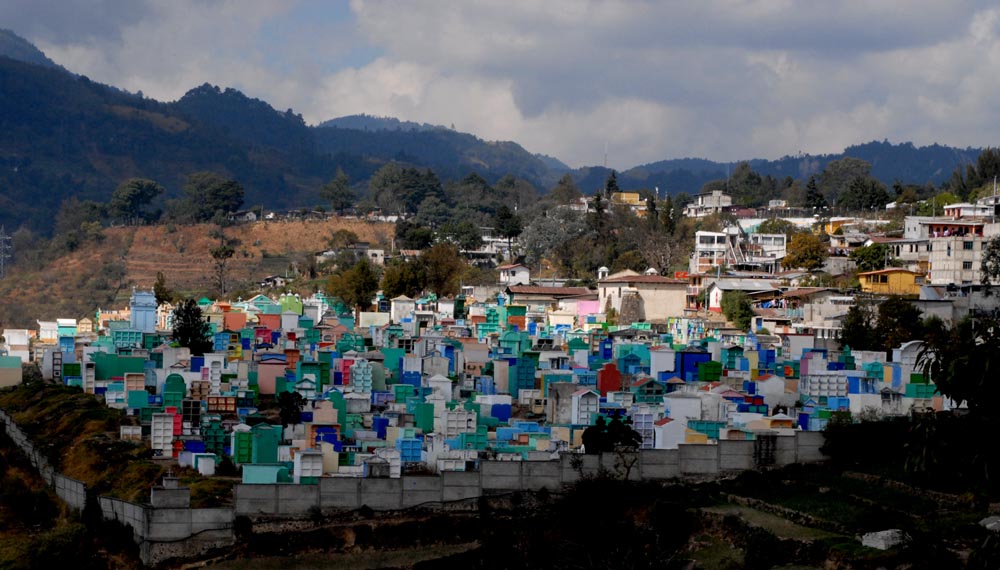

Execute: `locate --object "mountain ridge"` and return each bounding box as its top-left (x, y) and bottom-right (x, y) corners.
top-left (0, 29), bottom-right (986, 234)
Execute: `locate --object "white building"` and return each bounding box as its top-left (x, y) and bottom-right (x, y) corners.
top-left (684, 190), bottom-right (732, 218)
top-left (598, 275), bottom-right (688, 322)
top-left (497, 264), bottom-right (530, 286)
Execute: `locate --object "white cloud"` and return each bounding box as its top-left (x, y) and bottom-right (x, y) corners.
top-left (11, 1), bottom-right (1000, 169)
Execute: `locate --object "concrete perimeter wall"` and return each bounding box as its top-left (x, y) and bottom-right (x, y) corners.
top-left (2, 409), bottom-right (233, 567)
top-left (235, 432), bottom-right (829, 516)
top-left (5, 406), bottom-right (830, 561)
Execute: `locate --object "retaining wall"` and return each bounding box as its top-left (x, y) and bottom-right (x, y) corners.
top-left (234, 431), bottom-right (829, 516)
top-left (2, 409), bottom-right (234, 567)
top-left (4, 406), bottom-right (833, 562)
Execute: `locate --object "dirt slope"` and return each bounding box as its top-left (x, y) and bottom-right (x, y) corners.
top-left (0, 218), bottom-right (394, 327)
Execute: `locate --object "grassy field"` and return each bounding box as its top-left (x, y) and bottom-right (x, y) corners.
top-left (703, 505), bottom-right (842, 541)
top-left (209, 542), bottom-right (480, 570)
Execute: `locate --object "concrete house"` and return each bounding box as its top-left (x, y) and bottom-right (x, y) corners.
top-left (598, 275), bottom-right (688, 323)
top-left (858, 268), bottom-right (924, 296)
top-left (497, 264), bottom-right (530, 286)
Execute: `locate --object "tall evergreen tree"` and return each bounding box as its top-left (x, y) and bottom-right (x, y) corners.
top-left (171, 299), bottom-right (212, 356)
top-left (320, 168), bottom-right (355, 214)
top-left (494, 204), bottom-right (523, 256)
top-left (604, 170), bottom-right (620, 197)
top-left (804, 176), bottom-right (827, 210)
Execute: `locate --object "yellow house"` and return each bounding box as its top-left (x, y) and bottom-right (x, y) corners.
top-left (858, 268), bottom-right (924, 296)
top-left (610, 192), bottom-right (648, 217)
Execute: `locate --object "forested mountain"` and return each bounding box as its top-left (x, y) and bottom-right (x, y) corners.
top-left (619, 142), bottom-right (980, 196)
top-left (0, 29), bottom-right (63, 71)
top-left (317, 114), bottom-right (445, 132)
top-left (0, 29), bottom-right (988, 235)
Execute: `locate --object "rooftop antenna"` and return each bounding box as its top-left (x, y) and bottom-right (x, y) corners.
top-left (993, 176), bottom-right (997, 223)
top-left (0, 226), bottom-right (11, 279)
top-left (603, 141), bottom-right (608, 169)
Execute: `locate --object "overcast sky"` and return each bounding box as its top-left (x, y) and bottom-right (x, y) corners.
top-left (5, 1), bottom-right (1000, 169)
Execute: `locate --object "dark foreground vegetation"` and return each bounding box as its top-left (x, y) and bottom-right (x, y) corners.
top-left (5, 386), bottom-right (1000, 568)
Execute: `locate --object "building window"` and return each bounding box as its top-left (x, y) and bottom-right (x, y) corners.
top-left (963, 261), bottom-right (973, 270)
top-left (964, 241), bottom-right (974, 250)
top-left (879, 275), bottom-right (888, 283)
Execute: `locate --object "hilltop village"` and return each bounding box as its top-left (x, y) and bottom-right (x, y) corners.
top-left (2, 189), bottom-right (999, 486)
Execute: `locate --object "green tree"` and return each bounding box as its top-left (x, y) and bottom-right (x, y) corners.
top-left (838, 175), bottom-right (891, 213)
top-left (947, 147), bottom-right (1000, 200)
top-left (414, 195), bottom-right (452, 229)
top-left (319, 168), bottom-right (355, 214)
top-left (369, 162), bottom-right (404, 214)
top-left (604, 170), bottom-right (620, 196)
top-left (818, 157), bottom-right (872, 204)
top-left (277, 391), bottom-right (305, 428)
top-left (873, 297), bottom-right (924, 355)
top-left (756, 218), bottom-right (802, 239)
top-left (549, 173), bottom-right (582, 204)
top-left (494, 204), bottom-right (523, 255)
top-left (182, 172), bottom-right (244, 221)
top-left (397, 168), bottom-right (445, 214)
top-left (981, 235), bottom-right (1000, 294)
top-left (109, 178), bottom-right (163, 225)
top-left (916, 191), bottom-right (960, 216)
top-left (209, 229), bottom-right (240, 295)
top-left (659, 194), bottom-right (676, 235)
top-left (519, 208), bottom-right (587, 269)
top-left (325, 258), bottom-right (380, 313)
top-left (171, 299), bottom-right (212, 356)
top-left (438, 220), bottom-right (483, 251)
top-left (850, 243), bottom-right (892, 272)
top-left (839, 302), bottom-right (876, 351)
top-left (721, 290), bottom-right (755, 331)
top-left (394, 220), bottom-right (434, 250)
top-left (326, 229), bottom-right (359, 250)
top-left (919, 315), bottom-right (1000, 419)
top-left (782, 233), bottom-right (828, 271)
top-left (380, 259), bottom-right (425, 299)
top-left (804, 175), bottom-right (828, 210)
top-left (153, 271), bottom-right (174, 306)
top-left (420, 243), bottom-right (466, 297)
top-left (54, 197), bottom-right (106, 251)
top-left (610, 250), bottom-right (646, 273)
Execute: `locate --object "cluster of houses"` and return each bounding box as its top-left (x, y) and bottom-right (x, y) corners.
top-left (0, 288), bottom-right (951, 485)
top-left (1, 191), bottom-right (997, 486)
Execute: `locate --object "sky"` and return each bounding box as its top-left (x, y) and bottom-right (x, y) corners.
top-left (5, 1), bottom-right (1000, 169)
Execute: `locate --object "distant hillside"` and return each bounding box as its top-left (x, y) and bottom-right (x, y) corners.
top-left (614, 141), bottom-right (980, 195)
top-left (0, 29), bottom-right (62, 70)
top-left (318, 114), bottom-right (445, 132)
top-left (0, 30), bottom-right (988, 234)
top-left (0, 43), bottom-right (568, 234)
top-left (173, 84), bottom-right (317, 155)
top-left (0, 218), bottom-right (394, 328)
top-left (534, 153), bottom-right (571, 173)
top-left (0, 56), bottom-right (336, 233)
top-left (313, 125), bottom-right (555, 186)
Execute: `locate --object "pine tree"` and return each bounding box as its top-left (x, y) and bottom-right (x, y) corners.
top-left (805, 176), bottom-right (827, 210)
top-left (171, 299), bottom-right (212, 356)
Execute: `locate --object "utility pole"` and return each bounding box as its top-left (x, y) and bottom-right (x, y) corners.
top-left (0, 226), bottom-right (11, 279)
